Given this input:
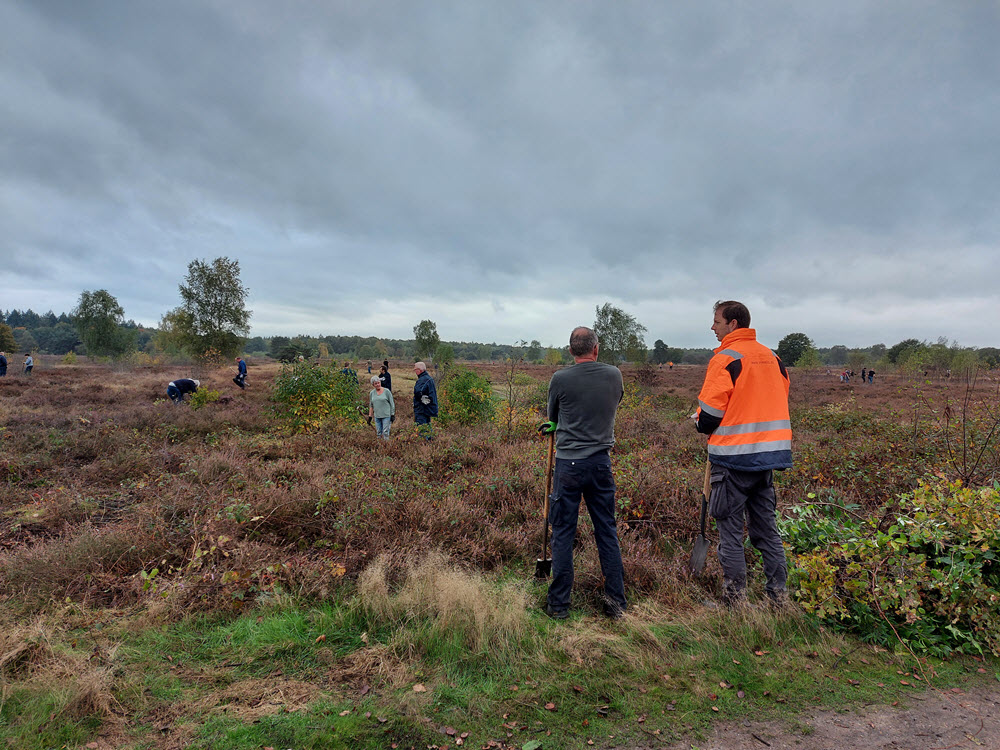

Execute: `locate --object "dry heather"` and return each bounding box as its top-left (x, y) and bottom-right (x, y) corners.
top-left (1, 359), bottom-right (996, 619)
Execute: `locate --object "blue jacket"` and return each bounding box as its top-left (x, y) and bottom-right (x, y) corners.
top-left (413, 371), bottom-right (438, 418)
top-left (238, 359), bottom-right (247, 376)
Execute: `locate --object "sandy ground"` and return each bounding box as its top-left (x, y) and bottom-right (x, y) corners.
top-left (665, 685), bottom-right (1000, 750)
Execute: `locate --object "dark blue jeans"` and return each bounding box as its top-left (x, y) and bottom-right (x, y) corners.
top-left (547, 451), bottom-right (627, 613)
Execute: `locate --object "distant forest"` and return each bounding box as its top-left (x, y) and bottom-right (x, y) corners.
top-left (2, 307), bottom-right (998, 370)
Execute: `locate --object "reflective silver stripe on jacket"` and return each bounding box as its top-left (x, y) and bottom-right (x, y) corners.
top-left (698, 400), bottom-right (724, 418)
top-left (168, 381), bottom-right (176, 387)
top-left (718, 349), bottom-right (743, 359)
top-left (709, 439), bottom-right (792, 455)
top-left (713, 419), bottom-right (791, 436)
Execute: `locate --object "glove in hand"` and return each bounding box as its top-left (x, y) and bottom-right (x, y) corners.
top-left (537, 420), bottom-right (557, 435)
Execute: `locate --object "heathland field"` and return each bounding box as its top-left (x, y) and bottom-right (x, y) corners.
top-left (1, 358), bottom-right (998, 749)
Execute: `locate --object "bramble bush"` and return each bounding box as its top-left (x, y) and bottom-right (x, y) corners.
top-left (782, 479), bottom-right (1000, 656)
top-left (439, 367), bottom-right (495, 426)
top-left (271, 360), bottom-right (361, 431)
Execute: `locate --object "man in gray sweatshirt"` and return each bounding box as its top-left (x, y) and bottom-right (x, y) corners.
top-left (540, 326), bottom-right (626, 619)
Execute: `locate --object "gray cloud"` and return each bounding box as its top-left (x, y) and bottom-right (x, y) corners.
top-left (1, 0), bottom-right (998, 348)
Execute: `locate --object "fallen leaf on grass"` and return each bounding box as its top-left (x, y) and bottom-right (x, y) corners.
top-left (445, 727), bottom-right (456, 736)
top-left (712, 706), bottom-right (719, 712)
top-left (737, 690), bottom-right (745, 698)
top-left (522, 741), bottom-right (542, 750)
top-left (544, 702), bottom-right (556, 711)
top-left (314, 634), bottom-right (326, 643)
top-left (413, 683), bottom-right (427, 692)
top-left (339, 710), bottom-right (351, 716)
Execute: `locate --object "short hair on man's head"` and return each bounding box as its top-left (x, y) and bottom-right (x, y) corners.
top-left (414, 361), bottom-right (427, 373)
top-left (713, 300), bottom-right (751, 329)
top-left (569, 326), bottom-right (599, 357)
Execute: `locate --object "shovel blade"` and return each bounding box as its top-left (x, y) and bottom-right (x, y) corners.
top-left (534, 558), bottom-right (552, 579)
top-left (687, 535), bottom-right (710, 575)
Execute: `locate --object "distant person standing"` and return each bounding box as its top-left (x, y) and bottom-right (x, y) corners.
top-left (368, 375), bottom-right (396, 440)
top-left (868, 369), bottom-right (875, 384)
top-left (0, 351), bottom-right (7, 377)
top-left (412, 361), bottom-right (438, 438)
top-left (23, 353), bottom-right (33, 375)
top-left (233, 357), bottom-right (248, 389)
top-left (860, 368), bottom-right (866, 383)
top-left (378, 364), bottom-right (392, 391)
top-left (167, 378), bottom-right (199, 404)
top-left (367, 360), bottom-right (372, 374)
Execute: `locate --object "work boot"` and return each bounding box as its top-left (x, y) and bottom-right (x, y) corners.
top-left (766, 589), bottom-right (792, 611)
top-left (545, 604), bottom-right (568, 620)
top-left (602, 602), bottom-right (625, 620)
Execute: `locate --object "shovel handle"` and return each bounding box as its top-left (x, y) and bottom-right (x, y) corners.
top-left (541, 432), bottom-right (555, 553)
top-left (700, 460), bottom-right (711, 535)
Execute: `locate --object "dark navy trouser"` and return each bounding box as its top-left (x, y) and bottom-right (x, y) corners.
top-left (547, 450), bottom-right (627, 613)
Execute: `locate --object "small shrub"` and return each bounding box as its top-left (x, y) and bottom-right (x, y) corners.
top-left (439, 367), bottom-right (495, 426)
top-left (189, 388), bottom-right (220, 410)
top-left (782, 478), bottom-right (1000, 656)
top-left (61, 351), bottom-right (77, 365)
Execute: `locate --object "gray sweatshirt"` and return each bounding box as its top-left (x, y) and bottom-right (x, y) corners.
top-left (547, 361), bottom-right (624, 459)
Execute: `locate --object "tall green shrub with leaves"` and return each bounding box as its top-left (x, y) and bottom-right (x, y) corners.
top-left (272, 361), bottom-right (361, 432)
top-left (439, 367), bottom-right (495, 426)
top-left (782, 479), bottom-right (1000, 656)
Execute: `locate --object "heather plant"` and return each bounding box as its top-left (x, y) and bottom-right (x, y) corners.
top-left (782, 478), bottom-right (1000, 656)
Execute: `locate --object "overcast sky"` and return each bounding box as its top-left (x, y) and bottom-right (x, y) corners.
top-left (2, 1), bottom-right (998, 349)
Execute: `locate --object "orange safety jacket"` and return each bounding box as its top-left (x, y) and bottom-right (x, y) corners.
top-left (696, 328), bottom-right (792, 471)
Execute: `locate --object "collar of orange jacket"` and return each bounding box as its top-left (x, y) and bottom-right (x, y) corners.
top-left (714, 327), bottom-right (758, 353)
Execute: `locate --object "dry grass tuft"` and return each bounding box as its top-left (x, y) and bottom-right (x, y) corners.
top-left (358, 551), bottom-right (529, 653)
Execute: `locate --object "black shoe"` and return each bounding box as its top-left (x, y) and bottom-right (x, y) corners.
top-left (545, 605), bottom-right (568, 620)
top-left (602, 602), bottom-right (625, 620)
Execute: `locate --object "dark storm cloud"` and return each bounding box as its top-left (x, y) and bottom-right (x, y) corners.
top-left (1, 1), bottom-right (998, 346)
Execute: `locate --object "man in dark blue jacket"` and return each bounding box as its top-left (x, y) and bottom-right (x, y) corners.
top-left (167, 378), bottom-right (200, 404)
top-left (0, 351), bottom-right (7, 377)
top-left (412, 361), bottom-right (438, 438)
top-left (233, 357), bottom-right (248, 389)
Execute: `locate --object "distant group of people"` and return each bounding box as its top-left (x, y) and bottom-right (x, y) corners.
top-left (363, 359), bottom-right (439, 441)
top-left (0, 352), bottom-right (33, 376)
top-left (163, 356), bottom-right (441, 444)
top-left (838, 368), bottom-right (875, 384)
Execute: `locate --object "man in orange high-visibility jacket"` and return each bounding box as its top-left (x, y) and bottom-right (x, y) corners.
top-left (695, 300), bottom-right (791, 606)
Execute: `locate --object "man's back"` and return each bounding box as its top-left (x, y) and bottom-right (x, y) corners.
top-left (548, 361), bottom-right (623, 459)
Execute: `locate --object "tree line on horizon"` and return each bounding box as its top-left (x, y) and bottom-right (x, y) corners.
top-left (2, 263), bottom-right (998, 372)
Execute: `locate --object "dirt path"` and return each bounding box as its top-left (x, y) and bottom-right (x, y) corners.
top-left (663, 685), bottom-right (1000, 749)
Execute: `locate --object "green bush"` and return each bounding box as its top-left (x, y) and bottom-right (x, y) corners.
top-left (271, 361), bottom-right (361, 431)
top-left (781, 479), bottom-right (1000, 656)
top-left (189, 388), bottom-right (220, 410)
top-left (439, 367), bottom-right (496, 426)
